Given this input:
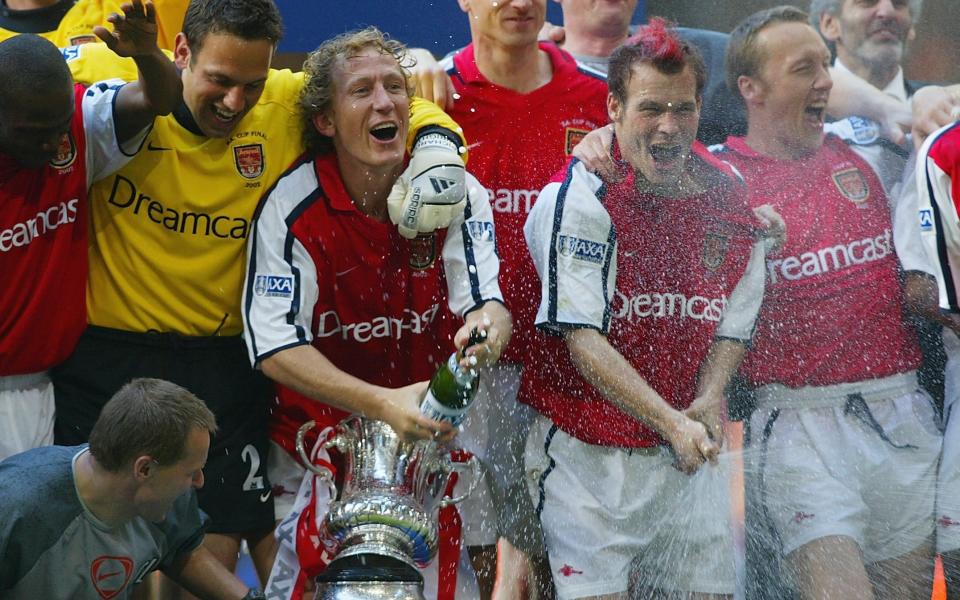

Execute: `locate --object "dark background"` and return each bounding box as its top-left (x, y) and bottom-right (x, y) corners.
top-left (272, 1), bottom-right (956, 85)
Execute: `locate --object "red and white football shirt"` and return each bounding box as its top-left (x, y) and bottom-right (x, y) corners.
top-left (521, 146), bottom-right (766, 447)
top-left (0, 81), bottom-right (142, 375)
top-left (714, 134), bottom-right (921, 388)
top-left (242, 153), bottom-right (502, 457)
top-left (440, 42), bottom-right (609, 363)
top-left (916, 121), bottom-right (960, 313)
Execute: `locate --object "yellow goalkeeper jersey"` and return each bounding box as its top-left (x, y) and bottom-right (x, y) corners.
top-left (0, 0), bottom-right (185, 50)
top-left (66, 44), bottom-right (465, 336)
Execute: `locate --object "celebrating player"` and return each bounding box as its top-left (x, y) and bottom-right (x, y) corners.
top-left (410, 1), bottom-right (610, 594)
top-left (241, 26), bottom-right (510, 597)
top-left (714, 7), bottom-right (940, 598)
top-left (49, 0), bottom-right (469, 587)
top-left (523, 20), bottom-right (773, 599)
top-left (0, 1), bottom-right (180, 461)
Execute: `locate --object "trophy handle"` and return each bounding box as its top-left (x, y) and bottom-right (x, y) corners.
top-left (439, 454), bottom-right (482, 507)
top-left (295, 420), bottom-right (335, 481)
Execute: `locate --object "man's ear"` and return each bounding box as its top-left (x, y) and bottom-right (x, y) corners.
top-left (738, 75), bottom-right (763, 107)
top-left (173, 32), bottom-right (191, 70)
top-left (312, 113), bottom-right (335, 137)
top-left (133, 456), bottom-right (154, 482)
top-left (819, 11), bottom-right (842, 44)
top-left (607, 93), bottom-right (621, 123)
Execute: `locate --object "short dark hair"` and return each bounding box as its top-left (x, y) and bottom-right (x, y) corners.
top-left (608, 18), bottom-right (706, 107)
top-left (89, 378), bottom-right (217, 472)
top-left (726, 6), bottom-right (810, 100)
top-left (181, 0), bottom-right (283, 56)
top-left (0, 34), bottom-right (72, 112)
top-left (300, 27), bottom-right (413, 157)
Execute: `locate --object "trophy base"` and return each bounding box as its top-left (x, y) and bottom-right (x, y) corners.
top-left (314, 554), bottom-right (425, 600)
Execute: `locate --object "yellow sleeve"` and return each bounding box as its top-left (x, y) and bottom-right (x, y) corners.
top-left (151, 0), bottom-right (190, 52)
top-left (52, 0), bottom-right (185, 51)
top-left (409, 97), bottom-right (469, 164)
top-left (63, 42), bottom-right (174, 86)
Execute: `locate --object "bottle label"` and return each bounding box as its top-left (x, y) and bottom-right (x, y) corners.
top-left (420, 389), bottom-right (468, 427)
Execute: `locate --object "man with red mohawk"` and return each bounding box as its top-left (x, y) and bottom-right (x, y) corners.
top-left (522, 18), bottom-right (777, 600)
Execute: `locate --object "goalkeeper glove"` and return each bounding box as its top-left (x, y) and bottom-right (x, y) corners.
top-left (388, 128), bottom-right (466, 239)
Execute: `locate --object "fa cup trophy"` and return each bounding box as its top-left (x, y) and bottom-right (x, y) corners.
top-left (296, 416), bottom-right (480, 600)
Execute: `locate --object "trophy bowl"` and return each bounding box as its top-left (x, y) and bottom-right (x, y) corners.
top-left (296, 416), bottom-right (481, 569)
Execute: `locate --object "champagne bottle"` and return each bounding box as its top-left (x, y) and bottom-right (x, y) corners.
top-left (419, 329), bottom-right (486, 426)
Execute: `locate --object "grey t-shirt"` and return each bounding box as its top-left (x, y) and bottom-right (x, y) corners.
top-left (0, 445), bottom-right (207, 599)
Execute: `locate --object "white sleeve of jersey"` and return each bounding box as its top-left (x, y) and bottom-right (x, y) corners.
top-left (80, 79), bottom-right (150, 186)
top-left (893, 153), bottom-right (936, 275)
top-left (917, 123), bottom-right (960, 312)
top-left (242, 162), bottom-right (321, 367)
top-left (524, 161), bottom-right (616, 334)
top-left (442, 172), bottom-right (504, 317)
top-left (716, 239), bottom-right (766, 341)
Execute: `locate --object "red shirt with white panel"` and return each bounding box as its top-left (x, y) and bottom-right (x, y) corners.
top-left (439, 42), bottom-right (608, 363)
top-left (712, 134), bottom-right (921, 388)
top-left (242, 153), bottom-right (503, 457)
top-left (0, 81), bottom-right (141, 376)
top-left (916, 121), bottom-right (960, 314)
top-left (521, 145), bottom-right (767, 447)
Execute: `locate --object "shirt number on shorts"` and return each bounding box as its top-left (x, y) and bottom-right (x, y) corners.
top-left (241, 444), bottom-right (266, 492)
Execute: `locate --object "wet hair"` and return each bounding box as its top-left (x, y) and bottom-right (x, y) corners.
top-left (181, 0), bottom-right (283, 57)
top-left (299, 26), bottom-right (413, 157)
top-left (607, 17), bottom-right (707, 107)
top-left (89, 378), bottom-right (217, 472)
top-left (726, 6), bottom-right (810, 101)
top-left (0, 34), bottom-right (72, 112)
top-left (808, 0), bottom-right (923, 30)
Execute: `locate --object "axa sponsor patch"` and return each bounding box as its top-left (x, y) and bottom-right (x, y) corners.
top-left (467, 220), bottom-right (494, 242)
top-left (557, 234), bottom-right (606, 265)
top-left (254, 274), bottom-right (294, 298)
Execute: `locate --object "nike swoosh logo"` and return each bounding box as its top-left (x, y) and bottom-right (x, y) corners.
top-left (465, 141), bottom-right (484, 151)
top-left (259, 490), bottom-right (272, 503)
top-left (623, 250), bottom-right (638, 258)
top-left (147, 142), bottom-right (173, 152)
top-left (335, 265), bottom-right (359, 277)
top-left (98, 570), bottom-right (123, 582)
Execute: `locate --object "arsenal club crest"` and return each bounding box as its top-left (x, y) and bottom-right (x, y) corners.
top-left (832, 167), bottom-right (869, 204)
top-left (702, 231), bottom-right (729, 271)
top-left (234, 144), bottom-right (264, 179)
top-left (565, 127), bottom-right (589, 156)
top-left (409, 233), bottom-right (437, 270)
top-left (50, 132), bottom-right (77, 169)
top-left (90, 556), bottom-right (133, 600)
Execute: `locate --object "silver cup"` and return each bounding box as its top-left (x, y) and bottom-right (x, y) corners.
top-left (296, 416), bottom-right (480, 587)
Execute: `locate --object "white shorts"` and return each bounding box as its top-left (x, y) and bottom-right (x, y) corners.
top-left (525, 415), bottom-right (735, 600)
top-left (937, 330), bottom-right (960, 552)
top-left (0, 372), bottom-right (55, 461)
top-left (747, 373), bottom-right (940, 563)
top-left (267, 439), bottom-right (495, 547)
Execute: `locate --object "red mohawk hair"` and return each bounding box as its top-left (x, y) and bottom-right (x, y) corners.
top-left (626, 17), bottom-right (685, 64)
top-left (608, 17), bottom-right (706, 105)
